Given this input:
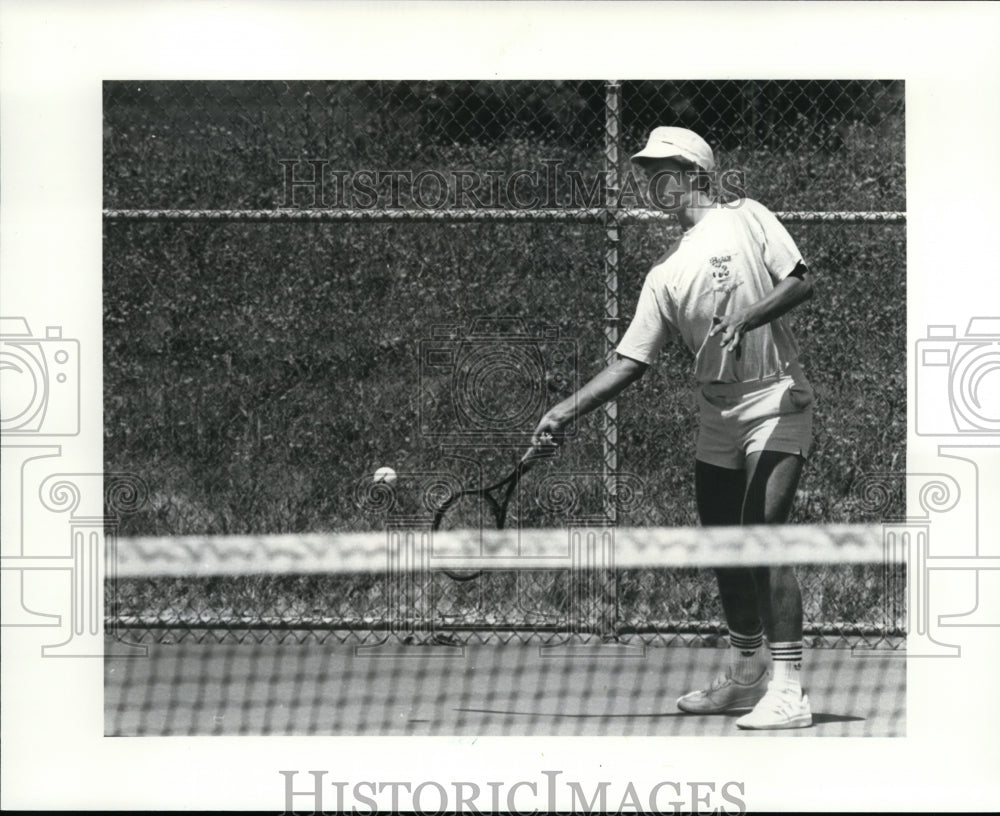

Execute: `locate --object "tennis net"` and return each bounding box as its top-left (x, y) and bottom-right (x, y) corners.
top-left (105, 524), bottom-right (905, 737)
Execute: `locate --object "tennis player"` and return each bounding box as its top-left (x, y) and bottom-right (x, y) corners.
top-left (531, 126), bottom-right (815, 730)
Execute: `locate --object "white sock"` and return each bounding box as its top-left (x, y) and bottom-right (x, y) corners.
top-left (728, 628), bottom-right (767, 683)
top-left (769, 641), bottom-right (803, 693)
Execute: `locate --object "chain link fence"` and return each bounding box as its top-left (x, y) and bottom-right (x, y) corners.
top-left (104, 80), bottom-right (905, 646)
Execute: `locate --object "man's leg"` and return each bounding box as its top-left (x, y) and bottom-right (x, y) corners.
top-left (676, 461), bottom-right (769, 714)
top-left (695, 460), bottom-right (762, 636)
top-left (741, 450), bottom-right (804, 643)
top-left (736, 450), bottom-right (812, 730)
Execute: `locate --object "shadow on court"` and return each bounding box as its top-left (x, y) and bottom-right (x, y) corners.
top-left (454, 708), bottom-right (865, 725)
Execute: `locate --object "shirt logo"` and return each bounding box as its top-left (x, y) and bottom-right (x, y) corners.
top-left (709, 254), bottom-right (741, 294)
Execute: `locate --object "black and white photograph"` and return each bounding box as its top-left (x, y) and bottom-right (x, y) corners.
top-left (102, 79), bottom-right (906, 741)
top-left (2, 2), bottom-right (999, 813)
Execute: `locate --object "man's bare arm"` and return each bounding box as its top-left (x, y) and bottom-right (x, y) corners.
top-left (531, 355), bottom-right (648, 445)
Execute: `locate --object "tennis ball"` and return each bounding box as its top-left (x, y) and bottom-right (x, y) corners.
top-left (373, 466), bottom-right (397, 486)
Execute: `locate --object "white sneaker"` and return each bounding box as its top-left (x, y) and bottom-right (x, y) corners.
top-left (735, 683), bottom-right (812, 730)
top-left (677, 667), bottom-right (769, 714)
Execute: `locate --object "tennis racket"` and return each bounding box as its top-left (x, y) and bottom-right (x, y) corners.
top-left (432, 440), bottom-right (555, 581)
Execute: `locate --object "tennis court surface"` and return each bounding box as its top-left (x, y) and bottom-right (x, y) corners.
top-left (104, 525), bottom-right (905, 737)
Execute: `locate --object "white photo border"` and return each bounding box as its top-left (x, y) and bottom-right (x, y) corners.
top-left (2, 1), bottom-right (999, 811)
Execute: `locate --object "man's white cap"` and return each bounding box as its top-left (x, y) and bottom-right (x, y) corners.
top-left (631, 126), bottom-right (715, 171)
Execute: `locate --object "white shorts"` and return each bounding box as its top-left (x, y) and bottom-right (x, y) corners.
top-left (695, 374), bottom-right (814, 470)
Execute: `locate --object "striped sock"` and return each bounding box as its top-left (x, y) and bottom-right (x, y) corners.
top-left (769, 641), bottom-right (803, 692)
top-left (728, 628), bottom-right (766, 683)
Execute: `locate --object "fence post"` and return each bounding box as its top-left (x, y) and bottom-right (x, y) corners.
top-left (602, 81), bottom-right (623, 641)
top-left (602, 81), bottom-right (622, 526)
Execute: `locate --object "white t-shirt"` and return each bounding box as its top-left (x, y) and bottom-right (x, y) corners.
top-left (617, 198), bottom-right (806, 384)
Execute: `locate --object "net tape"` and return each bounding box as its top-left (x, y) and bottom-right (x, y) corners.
top-left (107, 524), bottom-right (905, 650)
top-left (111, 523), bottom-right (890, 577)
